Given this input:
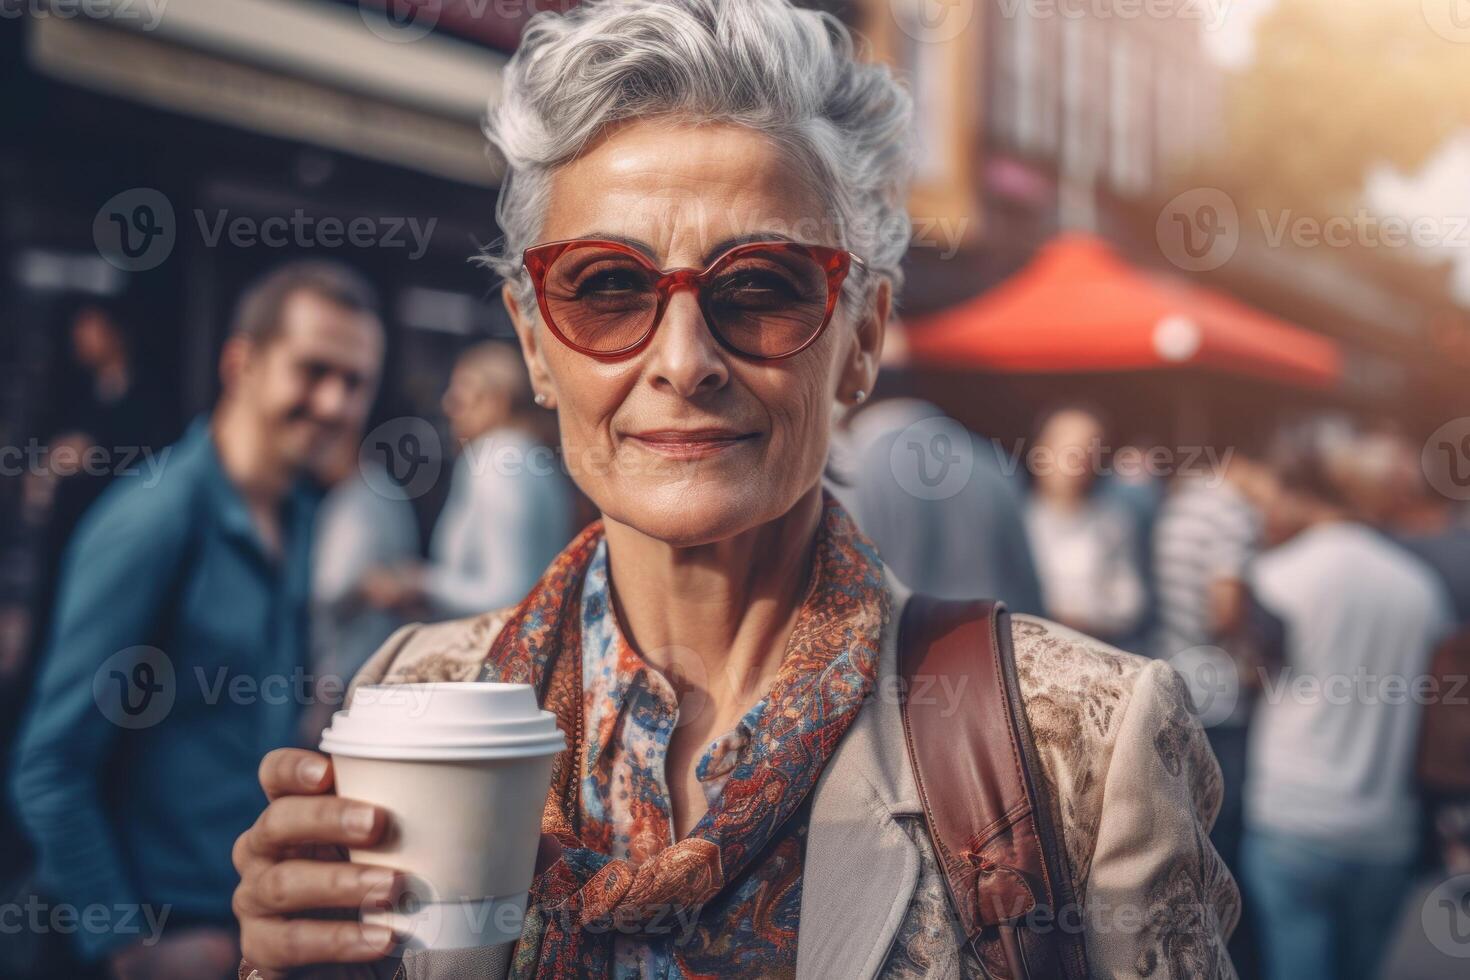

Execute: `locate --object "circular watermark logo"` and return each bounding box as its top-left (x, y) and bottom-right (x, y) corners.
top-left (359, 417), bottom-right (443, 501)
top-left (889, 416), bottom-right (975, 501)
top-left (93, 188), bottom-right (176, 272)
top-left (1422, 417), bottom-right (1470, 502)
top-left (891, 0), bottom-right (975, 45)
top-left (360, 0), bottom-right (442, 44)
top-left (93, 646), bottom-right (176, 729)
top-left (639, 644), bottom-right (712, 731)
top-left (1168, 645), bottom-right (1240, 729)
top-left (1421, 873), bottom-right (1470, 959)
top-left (1423, 0), bottom-right (1470, 43)
top-left (1156, 187), bottom-right (1239, 272)
top-left (361, 872), bottom-right (440, 951)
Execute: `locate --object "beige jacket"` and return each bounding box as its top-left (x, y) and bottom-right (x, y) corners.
top-left (258, 574), bottom-right (1238, 979)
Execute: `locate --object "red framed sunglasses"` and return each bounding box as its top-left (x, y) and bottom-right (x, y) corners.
top-left (522, 238), bottom-right (864, 361)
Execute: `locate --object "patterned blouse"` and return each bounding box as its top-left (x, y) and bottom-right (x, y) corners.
top-left (577, 540), bottom-right (806, 978)
top-left (315, 562), bottom-right (1240, 980)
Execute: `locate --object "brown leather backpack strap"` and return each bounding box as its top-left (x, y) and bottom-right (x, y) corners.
top-left (898, 595), bottom-right (1088, 980)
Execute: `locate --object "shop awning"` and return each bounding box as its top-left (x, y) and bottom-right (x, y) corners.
top-left (29, 0), bottom-right (507, 187)
top-left (906, 234), bottom-right (1343, 389)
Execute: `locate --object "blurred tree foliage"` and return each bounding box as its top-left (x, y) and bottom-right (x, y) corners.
top-left (1206, 0), bottom-right (1470, 220)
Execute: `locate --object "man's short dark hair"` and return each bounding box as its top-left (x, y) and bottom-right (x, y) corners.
top-left (229, 260), bottom-right (381, 344)
top-left (1269, 415), bottom-right (1356, 510)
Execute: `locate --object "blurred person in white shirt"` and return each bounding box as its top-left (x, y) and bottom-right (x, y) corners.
top-left (360, 342), bottom-right (574, 620)
top-left (304, 432), bottom-right (420, 741)
top-left (1241, 418), bottom-right (1455, 980)
top-left (1023, 405), bottom-right (1147, 644)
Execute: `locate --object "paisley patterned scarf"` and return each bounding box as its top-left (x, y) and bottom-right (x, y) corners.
top-left (481, 492), bottom-right (889, 977)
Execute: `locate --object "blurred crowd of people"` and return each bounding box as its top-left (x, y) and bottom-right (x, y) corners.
top-left (833, 396), bottom-right (1470, 980)
top-left (1, 261), bottom-right (574, 979)
top-left (2, 258), bottom-right (1468, 979)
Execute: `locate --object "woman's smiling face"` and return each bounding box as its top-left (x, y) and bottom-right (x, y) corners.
top-left (505, 118), bottom-right (886, 547)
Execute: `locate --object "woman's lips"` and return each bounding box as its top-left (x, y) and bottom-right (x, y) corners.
top-left (625, 429), bottom-right (759, 460)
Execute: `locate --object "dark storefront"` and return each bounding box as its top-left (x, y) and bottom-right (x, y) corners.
top-left (0, 5), bottom-right (521, 890)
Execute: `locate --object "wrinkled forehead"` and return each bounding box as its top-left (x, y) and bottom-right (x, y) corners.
top-left (539, 118), bottom-right (836, 268)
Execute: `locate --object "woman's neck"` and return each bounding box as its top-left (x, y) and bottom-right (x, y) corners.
top-left (601, 485), bottom-right (824, 706)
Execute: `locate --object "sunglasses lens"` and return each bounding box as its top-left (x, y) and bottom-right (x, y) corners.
top-left (533, 242), bottom-right (842, 359)
top-left (704, 246), bottom-right (834, 358)
top-left (542, 245), bottom-right (659, 354)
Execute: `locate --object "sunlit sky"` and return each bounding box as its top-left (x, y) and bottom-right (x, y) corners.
top-left (1367, 133), bottom-right (1470, 305)
top-left (1201, 0), bottom-right (1470, 306)
top-left (1201, 0), bottom-right (1277, 71)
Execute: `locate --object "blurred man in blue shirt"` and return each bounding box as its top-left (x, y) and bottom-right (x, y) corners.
top-left (12, 261), bottom-right (384, 977)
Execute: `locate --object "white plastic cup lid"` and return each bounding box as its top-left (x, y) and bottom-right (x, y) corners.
top-left (319, 682), bottom-right (565, 761)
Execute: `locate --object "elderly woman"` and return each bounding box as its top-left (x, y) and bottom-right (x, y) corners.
top-left (232, 2), bottom-right (1238, 978)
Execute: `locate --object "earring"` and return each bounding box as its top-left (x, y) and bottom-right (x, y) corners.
top-left (852, 389), bottom-right (867, 404)
top-left (534, 392), bottom-right (550, 408)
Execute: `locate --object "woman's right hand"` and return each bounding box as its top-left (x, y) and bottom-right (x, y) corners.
top-left (232, 749), bottom-right (401, 979)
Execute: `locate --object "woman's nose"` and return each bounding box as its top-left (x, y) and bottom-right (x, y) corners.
top-left (644, 291), bottom-right (728, 397)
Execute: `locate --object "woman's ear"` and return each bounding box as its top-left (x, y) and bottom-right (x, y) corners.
top-left (839, 277), bottom-right (889, 404)
top-left (503, 281), bottom-right (557, 407)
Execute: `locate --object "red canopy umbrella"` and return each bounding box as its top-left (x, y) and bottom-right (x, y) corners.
top-left (906, 234), bottom-right (1343, 390)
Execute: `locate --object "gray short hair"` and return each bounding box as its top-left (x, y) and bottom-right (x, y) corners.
top-left (481, 0), bottom-right (915, 317)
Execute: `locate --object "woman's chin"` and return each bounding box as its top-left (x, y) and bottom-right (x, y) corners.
top-left (602, 482), bottom-right (781, 547)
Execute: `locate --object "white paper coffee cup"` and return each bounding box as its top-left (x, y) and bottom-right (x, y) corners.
top-left (320, 682), bottom-right (565, 950)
